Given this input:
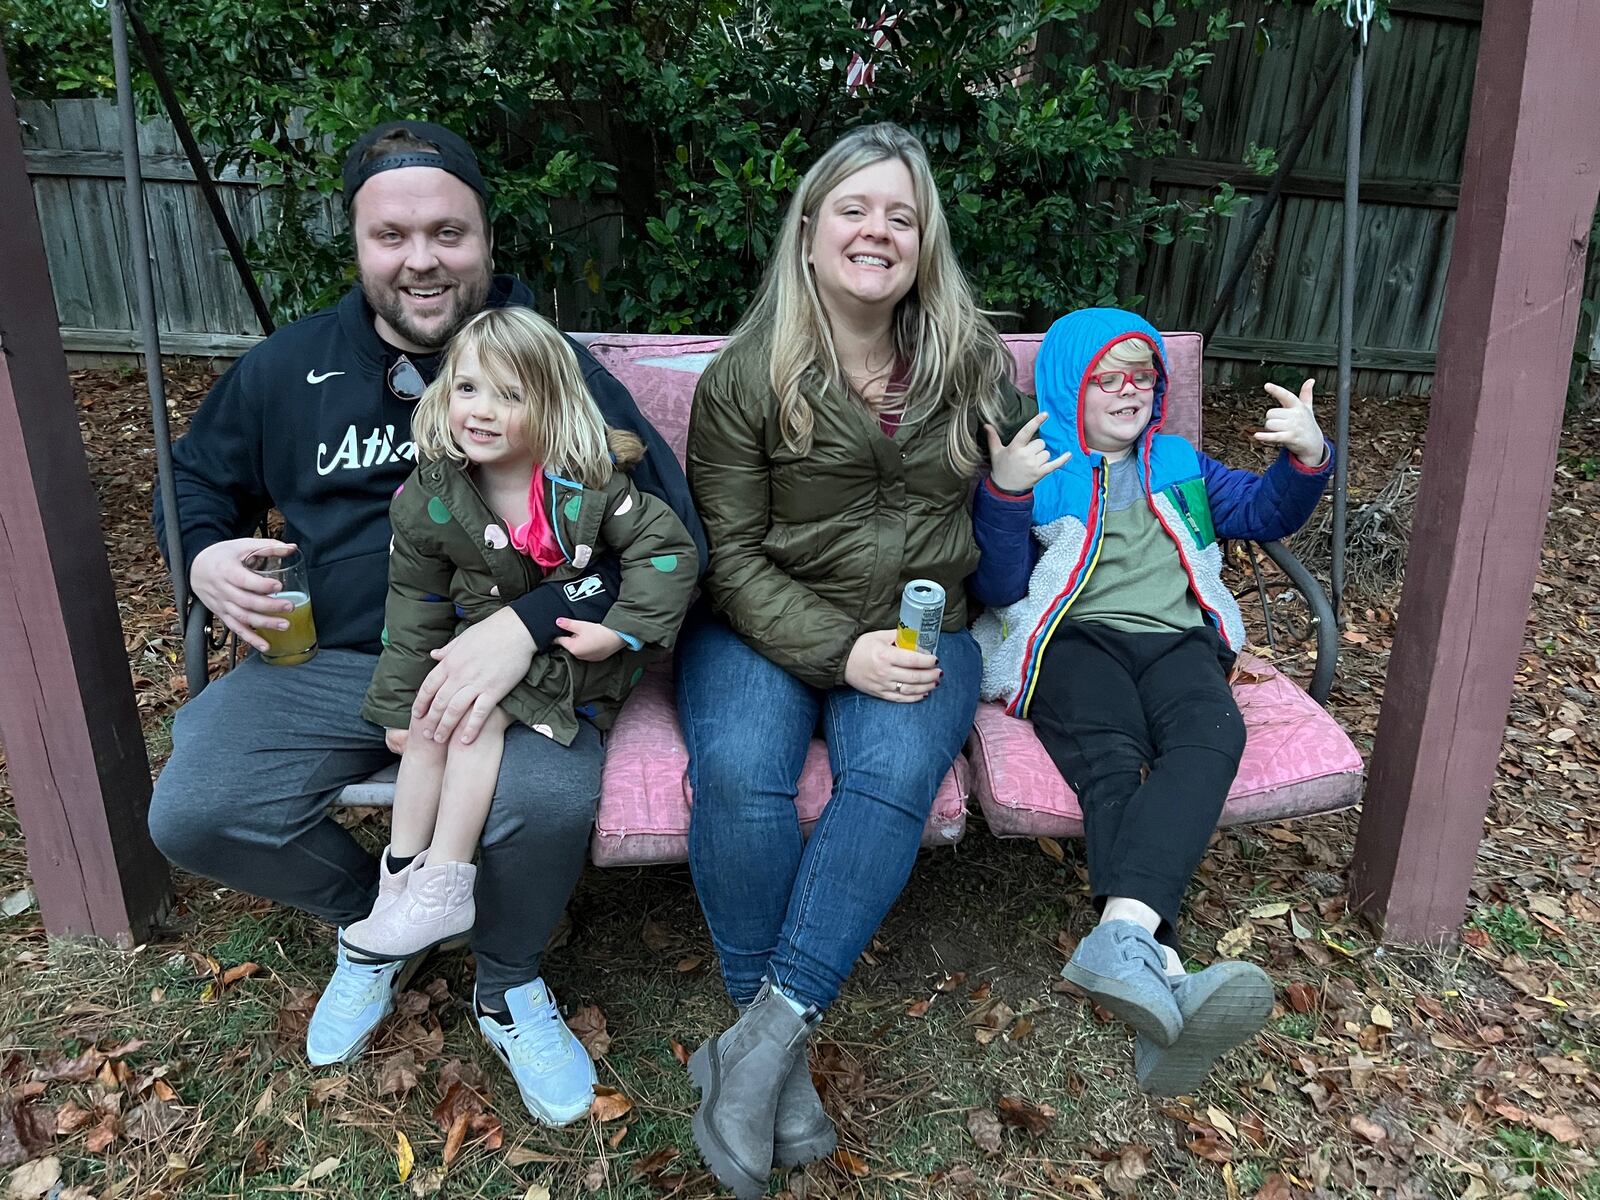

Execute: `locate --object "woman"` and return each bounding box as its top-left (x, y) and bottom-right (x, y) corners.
top-left (676, 122), bottom-right (1041, 1199)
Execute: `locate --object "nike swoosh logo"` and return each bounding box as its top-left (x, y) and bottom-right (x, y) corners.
top-left (306, 369), bottom-right (346, 384)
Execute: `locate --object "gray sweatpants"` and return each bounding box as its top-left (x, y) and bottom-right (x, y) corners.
top-left (148, 649), bottom-right (602, 1006)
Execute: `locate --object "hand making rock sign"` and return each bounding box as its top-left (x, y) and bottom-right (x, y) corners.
top-left (1253, 378), bottom-right (1328, 469)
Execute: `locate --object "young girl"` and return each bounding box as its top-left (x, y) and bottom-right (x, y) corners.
top-left (342, 306), bottom-right (698, 962)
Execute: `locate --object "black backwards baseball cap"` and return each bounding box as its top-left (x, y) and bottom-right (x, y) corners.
top-left (341, 120), bottom-right (489, 210)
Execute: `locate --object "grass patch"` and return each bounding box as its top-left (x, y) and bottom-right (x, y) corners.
top-left (1470, 902), bottom-right (1543, 955)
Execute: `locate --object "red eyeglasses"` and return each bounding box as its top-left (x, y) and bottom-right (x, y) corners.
top-left (1088, 367), bottom-right (1158, 394)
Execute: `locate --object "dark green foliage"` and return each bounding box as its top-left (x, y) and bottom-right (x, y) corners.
top-left (4, 0), bottom-right (1249, 330)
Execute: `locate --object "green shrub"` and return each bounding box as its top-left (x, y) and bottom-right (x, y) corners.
top-left (4, 0), bottom-right (1251, 330)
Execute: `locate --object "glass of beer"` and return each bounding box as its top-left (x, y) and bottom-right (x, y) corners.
top-left (251, 548), bottom-right (318, 666)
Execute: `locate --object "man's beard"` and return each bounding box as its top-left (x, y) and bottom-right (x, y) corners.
top-left (363, 261), bottom-right (493, 350)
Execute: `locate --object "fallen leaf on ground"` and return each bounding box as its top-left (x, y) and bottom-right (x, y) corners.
top-left (30, 1052), bottom-right (104, 1085)
top-left (52, 1103), bottom-right (91, 1136)
top-left (442, 1115), bottom-right (468, 1168)
top-left (1349, 1115), bottom-right (1387, 1143)
top-left (1528, 1112), bottom-right (1584, 1144)
top-left (1253, 1174), bottom-right (1298, 1200)
top-left (567, 1006), bottom-right (611, 1060)
top-left (408, 1167), bottom-right (445, 1197)
top-left (395, 1131), bottom-right (414, 1184)
top-left (630, 1146), bottom-right (679, 1177)
top-left (968, 999), bottom-right (1016, 1046)
top-left (0, 1093), bottom-right (54, 1167)
top-left (1217, 924), bottom-right (1253, 958)
top-left (997, 1094), bottom-right (1055, 1136)
top-left (290, 1156), bottom-right (341, 1188)
top-left (1102, 1145), bottom-right (1151, 1195)
top-left (966, 1107), bottom-right (1001, 1153)
top-left (308, 1075), bottom-right (350, 1105)
top-left (1188, 1134), bottom-right (1232, 1163)
top-left (830, 1148), bottom-right (869, 1177)
top-left (435, 1060), bottom-right (488, 1096)
top-left (123, 1098), bottom-right (182, 1144)
top-left (1285, 982), bottom-right (1318, 1013)
top-left (1538, 1055), bottom-right (1587, 1077)
top-left (82, 1115), bottom-right (118, 1154)
top-left (5, 1156), bottom-right (59, 1200)
top-left (590, 1086), bottom-right (632, 1122)
top-left (377, 1052), bottom-right (420, 1099)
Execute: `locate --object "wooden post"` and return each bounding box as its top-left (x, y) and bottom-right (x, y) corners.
top-left (1349, 0), bottom-right (1600, 942)
top-left (0, 39), bottom-right (171, 943)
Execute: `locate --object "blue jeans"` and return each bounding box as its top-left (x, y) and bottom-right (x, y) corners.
top-left (676, 615), bottom-right (981, 1011)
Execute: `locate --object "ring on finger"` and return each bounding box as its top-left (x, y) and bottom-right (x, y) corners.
top-left (893, 681), bottom-right (904, 694)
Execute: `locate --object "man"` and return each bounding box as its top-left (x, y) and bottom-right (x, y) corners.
top-left (150, 120), bottom-right (705, 1125)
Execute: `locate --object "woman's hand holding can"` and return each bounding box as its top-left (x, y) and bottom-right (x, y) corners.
top-left (844, 630), bottom-right (941, 702)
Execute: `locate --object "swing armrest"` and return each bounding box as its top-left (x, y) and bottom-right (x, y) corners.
top-left (1257, 540), bottom-right (1338, 705)
top-left (184, 600), bottom-right (213, 700)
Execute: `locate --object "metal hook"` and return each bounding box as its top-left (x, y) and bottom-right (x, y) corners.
top-left (1344, 0), bottom-right (1376, 44)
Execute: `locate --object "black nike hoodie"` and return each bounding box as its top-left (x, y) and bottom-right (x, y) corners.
top-left (156, 276), bottom-right (706, 654)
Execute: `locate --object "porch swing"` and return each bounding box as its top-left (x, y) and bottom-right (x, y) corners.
top-left (120, 0), bottom-right (1367, 862)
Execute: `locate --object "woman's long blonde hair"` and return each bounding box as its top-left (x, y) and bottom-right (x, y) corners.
top-left (413, 307), bottom-right (641, 486)
top-left (723, 122), bottom-right (1012, 475)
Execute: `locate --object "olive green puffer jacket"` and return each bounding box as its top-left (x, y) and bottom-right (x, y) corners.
top-left (362, 451), bottom-right (698, 745)
top-left (686, 334), bottom-right (1034, 689)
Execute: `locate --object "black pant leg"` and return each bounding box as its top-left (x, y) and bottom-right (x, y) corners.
top-left (1028, 623), bottom-right (1153, 919)
top-left (1100, 626), bottom-right (1245, 944)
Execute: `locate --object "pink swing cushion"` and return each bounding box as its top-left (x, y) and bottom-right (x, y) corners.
top-left (576, 333), bottom-right (1363, 866)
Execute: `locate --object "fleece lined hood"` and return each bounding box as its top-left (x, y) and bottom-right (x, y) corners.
top-left (1032, 308), bottom-right (1169, 527)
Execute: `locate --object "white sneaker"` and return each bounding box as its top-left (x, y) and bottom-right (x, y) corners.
top-left (306, 942), bottom-right (423, 1066)
top-left (477, 978), bottom-right (597, 1126)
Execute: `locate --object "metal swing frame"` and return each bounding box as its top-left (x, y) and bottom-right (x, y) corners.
top-left (114, 0), bottom-right (1363, 708)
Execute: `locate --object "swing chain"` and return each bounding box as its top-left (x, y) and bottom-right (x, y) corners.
top-left (1343, 0), bottom-right (1375, 44)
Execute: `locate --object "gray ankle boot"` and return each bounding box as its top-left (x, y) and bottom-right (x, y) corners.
top-left (688, 981), bottom-right (814, 1199)
top-left (772, 1025), bottom-right (837, 1167)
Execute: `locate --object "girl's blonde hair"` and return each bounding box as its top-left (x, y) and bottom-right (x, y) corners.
top-left (413, 307), bottom-right (642, 486)
top-left (723, 122), bottom-right (1013, 476)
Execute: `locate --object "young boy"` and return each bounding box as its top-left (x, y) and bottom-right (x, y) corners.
top-left (972, 308), bottom-right (1332, 1094)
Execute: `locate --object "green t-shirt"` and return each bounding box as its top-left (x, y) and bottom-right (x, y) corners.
top-left (1069, 454), bottom-right (1206, 635)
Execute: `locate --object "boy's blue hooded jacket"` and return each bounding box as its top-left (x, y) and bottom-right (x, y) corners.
top-left (971, 308), bottom-right (1332, 716)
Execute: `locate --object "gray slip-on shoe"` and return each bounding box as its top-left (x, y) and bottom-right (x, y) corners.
top-left (1061, 920), bottom-right (1184, 1048)
top-left (1134, 961), bottom-right (1274, 1095)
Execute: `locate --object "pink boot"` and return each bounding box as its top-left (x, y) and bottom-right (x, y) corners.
top-left (368, 847), bottom-right (425, 922)
top-left (340, 859), bottom-right (476, 961)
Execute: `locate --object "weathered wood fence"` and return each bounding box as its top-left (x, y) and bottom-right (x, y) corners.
top-left (1115, 0), bottom-right (1481, 394)
top-left (19, 0), bottom-right (1501, 393)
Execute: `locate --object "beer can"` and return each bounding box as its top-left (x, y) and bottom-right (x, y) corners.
top-left (896, 579), bottom-right (946, 656)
